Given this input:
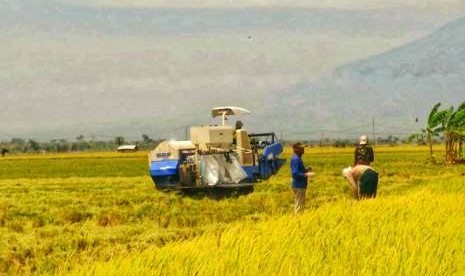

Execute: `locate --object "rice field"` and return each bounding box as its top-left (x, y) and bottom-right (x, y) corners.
top-left (0, 145), bottom-right (464, 275)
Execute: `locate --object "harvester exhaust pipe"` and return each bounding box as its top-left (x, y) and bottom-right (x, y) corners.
top-left (221, 111), bottom-right (227, 126)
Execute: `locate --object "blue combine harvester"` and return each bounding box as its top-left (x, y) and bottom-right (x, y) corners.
top-left (148, 107), bottom-right (286, 192)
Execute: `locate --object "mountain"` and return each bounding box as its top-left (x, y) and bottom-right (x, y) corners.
top-left (266, 16), bottom-right (465, 139)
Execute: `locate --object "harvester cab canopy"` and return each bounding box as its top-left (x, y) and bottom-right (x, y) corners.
top-left (212, 106), bottom-right (251, 125)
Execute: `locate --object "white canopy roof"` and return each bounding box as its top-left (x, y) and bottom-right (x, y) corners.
top-left (212, 106), bottom-right (251, 118)
top-left (117, 145), bottom-right (137, 150)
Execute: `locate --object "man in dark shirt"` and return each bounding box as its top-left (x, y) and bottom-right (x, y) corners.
top-left (290, 142), bottom-right (314, 213)
top-left (354, 135), bottom-right (374, 166)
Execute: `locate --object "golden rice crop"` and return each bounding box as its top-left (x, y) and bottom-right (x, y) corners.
top-left (68, 179), bottom-right (465, 276)
top-left (0, 145), bottom-right (464, 275)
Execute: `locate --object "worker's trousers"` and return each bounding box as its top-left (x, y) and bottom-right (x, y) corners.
top-left (292, 188), bottom-right (306, 213)
top-left (358, 169), bottom-right (378, 199)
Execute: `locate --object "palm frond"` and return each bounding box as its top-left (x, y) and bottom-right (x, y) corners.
top-left (450, 129), bottom-right (465, 137)
top-left (430, 109), bottom-right (450, 131)
top-left (451, 108), bottom-right (465, 127)
top-left (427, 102), bottom-right (442, 128)
top-left (441, 106), bottom-right (455, 128)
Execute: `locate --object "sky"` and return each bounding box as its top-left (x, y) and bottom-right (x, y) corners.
top-left (1, 0), bottom-right (465, 140)
top-left (50, 0), bottom-right (465, 9)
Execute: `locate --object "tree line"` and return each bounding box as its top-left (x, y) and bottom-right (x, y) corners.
top-left (0, 134), bottom-right (162, 155)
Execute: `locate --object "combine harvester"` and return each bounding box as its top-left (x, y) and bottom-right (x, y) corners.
top-left (148, 107), bottom-right (286, 192)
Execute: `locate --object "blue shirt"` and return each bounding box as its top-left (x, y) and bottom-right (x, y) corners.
top-left (291, 154), bottom-right (308, 188)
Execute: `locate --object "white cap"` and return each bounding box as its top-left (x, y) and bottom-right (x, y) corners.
top-left (359, 135), bottom-right (368, 145)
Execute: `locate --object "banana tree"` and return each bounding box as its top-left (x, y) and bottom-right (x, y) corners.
top-left (451, 102), bottom-right (465, 162)
top-left (438, 102), bottom-right (465, 163)
top-left (425, 103), bottom-right (448, 159)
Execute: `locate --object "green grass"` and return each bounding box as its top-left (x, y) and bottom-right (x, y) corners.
top-left (0, 146), bottom-right (464, 275)
top-left (0, 152), bottom-right (148, 179)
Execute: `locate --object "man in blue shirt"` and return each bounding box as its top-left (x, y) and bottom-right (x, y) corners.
top-left (291, 142), bottom-right (313, 213)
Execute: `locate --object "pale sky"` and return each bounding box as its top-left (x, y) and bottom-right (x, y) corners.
top-left (54, 0), bottom-right (465, 10)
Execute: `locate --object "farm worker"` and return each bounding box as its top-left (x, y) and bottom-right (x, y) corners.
top-left (233, 121), bottom-right (244, 145)
top-left (354, 135), bottom-right (374, 166)
top-left (342, 165), bottom-right (378, 199)
top-left (291, 142), bottom-right (314, 213)
top-left (235, 120), bottom-right (243, 130)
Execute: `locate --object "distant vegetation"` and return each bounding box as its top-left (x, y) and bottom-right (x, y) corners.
top-left (0, 135), bottom-right (163, 154)
top-left (0, 134), bottom-right (417, 156)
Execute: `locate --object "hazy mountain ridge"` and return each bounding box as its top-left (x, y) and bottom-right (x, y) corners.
top-left (266, 16), bottom-right (465, 138)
